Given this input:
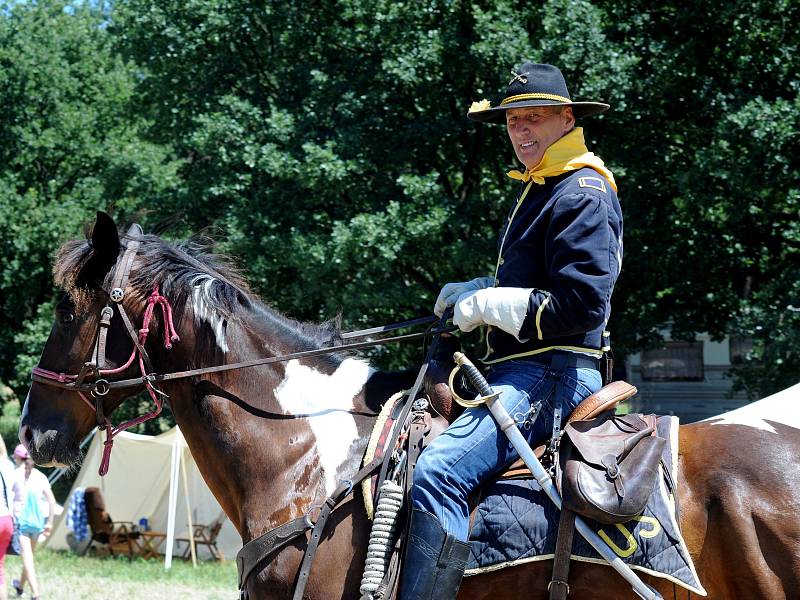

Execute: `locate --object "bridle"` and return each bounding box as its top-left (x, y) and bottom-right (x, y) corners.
top-left (32, 224), bottom-right (179, 474)
top-left (30, 223), bottom-right (453, 475)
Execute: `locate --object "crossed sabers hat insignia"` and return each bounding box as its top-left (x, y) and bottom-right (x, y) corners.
top-left (509, 70), bottom-right (529, 85)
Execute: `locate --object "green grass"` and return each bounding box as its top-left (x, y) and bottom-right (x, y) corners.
top-left (4, 548), bottom-right (238, 599)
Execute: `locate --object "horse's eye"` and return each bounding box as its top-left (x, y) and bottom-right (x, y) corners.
top-left (62, 313), bottom-right (75, 324)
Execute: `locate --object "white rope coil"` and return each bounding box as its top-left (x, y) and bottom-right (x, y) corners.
top-left (359, 480), bottom-right (404, 598)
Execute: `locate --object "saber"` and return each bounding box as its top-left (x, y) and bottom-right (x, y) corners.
top-left (453, 352), bottom-right (662, 600)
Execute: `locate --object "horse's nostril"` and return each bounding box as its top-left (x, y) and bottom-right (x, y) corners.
top-left (19, 424), bottom-right (32, 447)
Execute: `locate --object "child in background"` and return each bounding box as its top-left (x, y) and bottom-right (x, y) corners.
top-left (11, 445), bottom-right (55, 600)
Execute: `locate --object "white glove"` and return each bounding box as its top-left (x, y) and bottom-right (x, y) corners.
top-left (433, 276), bottom-right (495, 317)
top-left (453, 287), bottom-right (533, 340)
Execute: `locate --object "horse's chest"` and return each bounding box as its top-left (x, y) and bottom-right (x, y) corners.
top-left (274, 358), bottom-right (374, 496)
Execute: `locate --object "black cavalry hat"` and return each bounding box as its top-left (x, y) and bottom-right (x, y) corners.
top-left (467, 63), bottom-right (609, 124)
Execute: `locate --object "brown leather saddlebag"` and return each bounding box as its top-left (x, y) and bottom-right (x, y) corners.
top-left (557, 413), bottom-right (665, 524)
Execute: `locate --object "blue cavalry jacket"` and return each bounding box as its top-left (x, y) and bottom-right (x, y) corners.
top-left (482, 167), bottom-right (622, 364)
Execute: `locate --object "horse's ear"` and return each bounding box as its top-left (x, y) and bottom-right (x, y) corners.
top-left (90, 211), bottom-right (121, 273)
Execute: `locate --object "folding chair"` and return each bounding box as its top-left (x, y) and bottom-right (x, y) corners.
top-left (84, 487), bottom-right (141, 559)
top-left (175, 516), bottom-right (225, 561)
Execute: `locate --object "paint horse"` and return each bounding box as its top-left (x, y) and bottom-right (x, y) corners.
top-left (20, 213), bottom-right (800, 599)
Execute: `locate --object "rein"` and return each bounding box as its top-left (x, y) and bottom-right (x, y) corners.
top-left (35, 322), bottom-right (454, 394)
top-left (30, 223), bottom-right (453, 475)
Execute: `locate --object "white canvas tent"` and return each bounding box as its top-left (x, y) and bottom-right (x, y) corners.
top-left (45, 427), bottom-right (241, 566)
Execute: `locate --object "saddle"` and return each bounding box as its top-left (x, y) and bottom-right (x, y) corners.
top-left (422, 363), bottom-right (664, 600)
top-left (356, 342), bottom-right (662, 599)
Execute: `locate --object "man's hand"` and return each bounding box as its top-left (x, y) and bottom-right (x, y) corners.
top-left (434, 276), bottom-right (495, 317)
top-left (453, 287), bottom-right (533, 339)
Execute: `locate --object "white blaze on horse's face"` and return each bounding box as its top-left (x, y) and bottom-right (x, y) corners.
top-left (706, 382), bottom-right (800, 434)
top-left (191, 276), bottom-right (229, 352)
top-left (275, 358), bottom-right (375, 496)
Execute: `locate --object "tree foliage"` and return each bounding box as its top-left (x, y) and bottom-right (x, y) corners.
top-left (0, 1), bottom-right (181, 394)
top-left (0, 0), bottom-right (797, 409)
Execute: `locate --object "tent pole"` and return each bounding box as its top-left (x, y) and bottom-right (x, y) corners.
top-left (180, 450), bottom-right (197, 567)
top-left (164, 432), bottom-right (181, 569)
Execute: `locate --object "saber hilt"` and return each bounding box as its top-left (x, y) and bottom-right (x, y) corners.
top-left (453, 352), bottom-right (492, 397)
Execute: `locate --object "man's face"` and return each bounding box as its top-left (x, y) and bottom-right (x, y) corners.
top-left (506, 106), bottom-right (575, 169)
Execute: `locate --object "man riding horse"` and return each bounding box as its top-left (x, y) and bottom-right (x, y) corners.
top-left (401, 62), bottom-right (622, 599)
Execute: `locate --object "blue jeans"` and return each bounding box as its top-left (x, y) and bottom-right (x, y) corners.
top-left (411, 358), bottom-right (602, 541)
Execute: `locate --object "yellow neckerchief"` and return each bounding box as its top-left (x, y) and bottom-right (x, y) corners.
top-left (507, 127), bottom-right (617, 192)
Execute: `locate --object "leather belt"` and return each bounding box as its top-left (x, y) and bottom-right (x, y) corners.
top-left (523, 351), bottom-right (600, 371)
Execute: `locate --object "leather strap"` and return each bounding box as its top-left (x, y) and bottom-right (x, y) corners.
top-left (602, 351), bottom-right (614, 386)
top-left (96, 224), bottom-right (151, 374)
top-left (116, 302), bottom-right (155, 374)
top-left (93, 305), bottom-right (114, 369)
top-left (236, 517), bottom-right (313, 595)
top-left (382, 540), bottom-right (403, 600)
top-left (371, 330), bottom-right (446, 600)
top-left (375, 318), bottom-right (447, 503)
top-left (291, 456), bottom-right (382, 600)
top-left (33, 326), bottom-right (457, 397)
top-left (405, 403), bottom-right (427, 498)
top-left (74, 362), bottom-right (99, 389)
top-left (525, 351), bottom-right (599, 371)
top-left (548, 388), bottom-right (563, 456)
top-left (110, 224), bottom-right (142, 291)
top-left (237, 457), bottom-right (384, 599)
top-left (549, 508), bottom-right (576, 600)
top-left (292, 493), bottom-right (343, 600)
top-left (366, 320), bottom-right (448, 600)
top-left (341, 315), bottom-right (437, 339)
top-left (547, 351), bottom-right (576, 456)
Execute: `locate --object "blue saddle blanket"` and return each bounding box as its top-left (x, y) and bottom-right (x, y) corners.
top-left (464, 416), bottom-right (706, 596)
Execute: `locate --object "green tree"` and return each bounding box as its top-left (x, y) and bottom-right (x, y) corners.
top-left (0, 1), bottom-right (181, 395)
top-left (596, 0), bottom-right (800, 396)
top-left (2, 0), bottom-right (798, 403)
top-left (109, 0), bottom-right (633, 369)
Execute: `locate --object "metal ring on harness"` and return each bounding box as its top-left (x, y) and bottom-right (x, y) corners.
top-left (548, 580), bottom-right (570, 594)
top-left (92, 379), bottom-right (110, 396)
top-left (306, 504), bottom-right (322, 525)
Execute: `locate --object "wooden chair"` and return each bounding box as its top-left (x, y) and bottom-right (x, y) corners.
top-left (175, 516), bottom-right (225, 561)
top-left (84, 487), bottom-right (141, 559)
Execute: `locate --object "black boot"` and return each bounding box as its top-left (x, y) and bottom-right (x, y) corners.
top-left (399, 509), bottom-right (471, 600)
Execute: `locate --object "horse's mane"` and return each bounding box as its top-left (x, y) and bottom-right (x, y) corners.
top-left (52, 225), bottom-right (343, 356)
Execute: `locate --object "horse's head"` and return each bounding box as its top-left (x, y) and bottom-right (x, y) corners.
top-left (21, 211), bottom-right (254, 468)
top-left (20, 212), bottom-right (174, 466)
